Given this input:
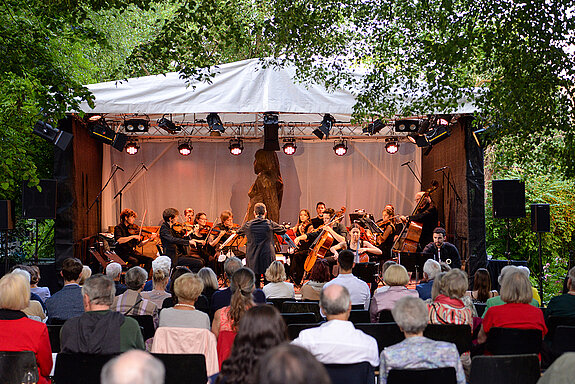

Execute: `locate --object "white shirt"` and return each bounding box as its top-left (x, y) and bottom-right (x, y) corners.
top-left (262, 281), bottom-right (295, 299)
top-left (324, 273), bottom-right (371, 310)
top-left (292, 320), bottom-right (380, 367)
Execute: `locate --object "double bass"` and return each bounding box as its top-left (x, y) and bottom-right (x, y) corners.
top-left (303, 207), bottom-right (346, 272)
top-left (392, 181), bottom-right (439, 253)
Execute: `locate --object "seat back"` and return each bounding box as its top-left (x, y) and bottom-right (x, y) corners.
top-left (54, 353), bottom-right (119, 384)
top-left (0, 351), bottom-right (38, 384)
top-left (348, 310), bottom-right (370, 324)
top-left (323, 362), bottom-right (375, 384)
top-left (546, 316), bottom-right (575, 342)
top-left (387, 367), bottom-right (457, 384)
top-left (287, 323), bottom-right (321, 340)
top-left (266, 298), bottom-right (291, 309)
top-left (551, 326), bottom-right (575, 355)
top-left (281, 301), bottom-right (322, 322)
top-left (351, 304), bottom-right (366, 310)
top-left (127, 315), bottom-right (156, 340)
top-left (470, 354), bottom-right (540, 384)
top-left (281, 312), bottom-right (317, 326)
top-left (48, 324), bottom-right (62, 353)
top-left (474, 303), bottom-right (487, 317)
top-left (378, 309), bottom-right (395, 323)
top-left (423, 324), bottom-right (472, 355)
top-left (151, 353), bottom-right (207, 384)
top-left (486, 327), bottom-right (542, 355)
top-left (354, 323), bottom-right (404, 353)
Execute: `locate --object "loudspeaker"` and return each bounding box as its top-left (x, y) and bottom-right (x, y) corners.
top-left (263, 113), bottom-right (280, 151)
top-left (22, 179), bottom-right (58, 219)
top-left (112, 132), bottom-right (128, 152)
top-left (0, 200), bottom-right (15, 230)
top-left (531, 204), bottom-right (550, 232)
top-left (492, 179), bottom-right (525, 218)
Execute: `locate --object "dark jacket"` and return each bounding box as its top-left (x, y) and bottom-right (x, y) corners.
top-left (422, 241), bottom-right (461, 269)
top-left (159, 222), bottom-right (189, 264)
top-left (236, 217), bottom-right (286, 275)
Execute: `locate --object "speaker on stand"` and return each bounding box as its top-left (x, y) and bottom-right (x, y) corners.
top-left (492, 180), bottom-right (526, 258)
top-left (531, 203), bottom-right (550, 302)
top-left (22, 179), bottom-right (58, 263)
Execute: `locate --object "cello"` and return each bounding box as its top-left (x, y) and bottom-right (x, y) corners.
top-left (303, 207), bottom-right (346, 272)
top-left (392, 181), bottom-right (439, 253)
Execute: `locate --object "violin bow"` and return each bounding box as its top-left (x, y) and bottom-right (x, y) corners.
top-left (139, 209), bottom-right (148, 239)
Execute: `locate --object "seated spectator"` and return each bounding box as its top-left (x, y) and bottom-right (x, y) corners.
top-left (483, 265), bottom-right (539, 317)
top-left (370, 264), bottom-right (418, 322)
top-left (12, 265), bottom-right (47, 311)
top-left (256, 344), bottom-right (331, 384)
top-left (216, 305), bottom-right (288, 384)
top-left (159, 273), bottom-right (210, 329)
top-left (101, 350), bottom-right (164, 384)
top-left (517, 266), bottom-right (542, 306)
top-left (428, 269), bottom-right (473, 327)
top-left (478, 270), bottom-right (547, 344)
top-left (198, 267), bottom-right (219, 306)
top-left (300, 259), bottom-right (330, 301)
top-left (211, 257), bottom-right (266, 315)
top-left (11, 268), bottom-right (46, 321)
top-left (465, 268), bottom-right (498, 303)
top-left (537, 352), bottom-right (575, 384)
top-left (46, 258), bottom-right (85, 322)
top-left (29, 265), bottom-right (51, 302)
top-left (380, 296), bottom-right (465, 384)
top-left (0, 273), bottom-right (52, 384)
top-left (78, 265), bottom-right (92, 285)
top-left (416, 259), bottom-right (441, 300)
top-left (323, 250), bottom-right (371, 310)
top-left (292, 284), bottom-right (379, 367)
top-left (61, 274), bottom-right (144, 353)
top-left (112, 266), bottom-right (159, 326)
top-left (546, 266), bottom-right (575, 319)
top-left (141, 256), bottom-right (172, 308)
top-left (106, 262), bottom-right (127, 296)
top-left (374, 260), bottom-right (397, 295)
top-left (263, 261), bottom-right (295, 299)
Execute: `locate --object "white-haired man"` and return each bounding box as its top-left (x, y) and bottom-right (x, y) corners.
top-left (105, 262), bottom-right (127, 296)
top-left (416, 259), bottom-right (441, 300)
top-left (101, 350), bottom-right (164, 384)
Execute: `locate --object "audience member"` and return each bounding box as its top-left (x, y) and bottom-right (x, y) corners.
top-left (374, 260), bottom-right (397, 295)
top-left (141, 256), bottom-right (172, 308)
top-left (380, 296), bottom-right (465, 384)
top-left (61, 274), bottom-right (144, 353)
top-left (0, 273), bottom-right (52, 384)
top-left (465, 268), bottom-right (498, 303)
top-left (29, 265), bottom-right (51, 302)
top-left (11, 268), bottom-right (46, 321)
top-left (416, 259), bottom-right (441, 300)
top-left (79, 265), bottom-right (92, 285)
top-left (112, 266), bottom-right (159, 326)
top-left (256, 344), bottom-right (331, 384)
top-left (428, 269), bottom-right (473, 327)
top-left (159, 273), bottom-right (210, 329)
top-left (323, 250), bottom-right (371, 310)
top-left (101, 350), bottom-right (164, 384)
top-left (292, 284), bottom-right (379, 367)
top-left (262, 261), bottom-right (295, 299)
top-left (545, 266), bottom-right (575, 319)
top-left (517, 266), bottom-right (542, 306)
top-left (483, 265), bottom-right (539, 317)
top-left (537, 352), bottom-right (575, 384)
top-left (300, 259), bottom-right (330, 301)
top-left (106, 262), bottom-right (127, 296)
top-left (198, 267), bottom-right (219, 306)
top-left (429, 272), bottom-right (446, 301)
top-left (370, 264), bottom-right (418, 322)
top-left (216, 305), bottom-right (288, 384)
top-left (46, 258), bottom-right (85, 322)
top-left (12, 265), bottom-right (47, 311)
top-left (210, 258), bottom-right (265, 314)
top-left (478, 270), bottom-right (547, 344)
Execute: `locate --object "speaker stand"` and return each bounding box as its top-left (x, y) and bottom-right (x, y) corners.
top-left (3, 230), bottom-right (8, 274)
top-left (537, 232), bottom-right (544, 302)
top-left (504, 218), bottom-right (512, 259)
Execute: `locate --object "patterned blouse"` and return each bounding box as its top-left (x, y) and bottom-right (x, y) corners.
top-left (428, 294), bottom-right (473, 326)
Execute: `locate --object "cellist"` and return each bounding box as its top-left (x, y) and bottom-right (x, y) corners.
top-left (400, 191), bottom-right (439, 250)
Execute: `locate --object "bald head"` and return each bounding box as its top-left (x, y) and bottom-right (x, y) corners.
top-left (101, 350), bottom-right (164, 384)
top-left (320, 284), bottom-right (351, 319)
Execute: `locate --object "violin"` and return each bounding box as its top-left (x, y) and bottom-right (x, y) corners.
top-left (171, 222), bottom-right (194, 236)
top-left (127, 224), bottom-right (154, 236)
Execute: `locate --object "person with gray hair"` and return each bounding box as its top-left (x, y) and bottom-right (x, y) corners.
top-left (517, 265), bottom-right (542, 305)
top-left (380, 297), bottom-right (465, 384)
top-left (60, 274), bottom-right (144, 353)
top-left (141, 256), bottom-right (172, 308)
top-left (101, 350), bottom-right (164, 384)
top-left (105, 262), bottom-right (127, 296)
top-left (483, 265), bottom-right (539, 318)
top-left (112, 266), bottom-right (159, 326)
top-left (236, 202), bottom-right (286, 287)
top-left (11, 268), bottom-right (46, 321)
top-left (416, 259), bottom-right (441, 300)
top-left (292, 284), bottom-right (379, 367)
top-left (545, 266), bottom-right (575, 319)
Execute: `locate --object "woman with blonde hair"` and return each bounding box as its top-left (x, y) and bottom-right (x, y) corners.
top-left (262, 261), bottom-right (295, 299)
top-left (370, 264), bottom-right (418, 322)
top-left (159, 273), bottom-right (210, 329)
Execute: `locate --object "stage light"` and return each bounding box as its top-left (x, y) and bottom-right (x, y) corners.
top-left (229, 138), bottom-right (243, 155)
top-left (363, 119), bottom-right (385, 135)
top-left (33, 120), bottom-right (73, 151)
top-left (473, 127), bottom-right (487, 147)
top-left (125, 141), bottom-right (139, 155)
top-left (425, 116), bottom-right (451, 146)
top-left (385, 138), bottom-right (399, 154)
top-left (313, 114), bottom-right (336, 139)
top-left (88, 117), bottom-right (115, 144)
top-left (282, 138), bottom-right (297, 155)
top-left (124, 118), bottom-right (149, 133)
top-left (333, 139), bottom-right (348, 156)
top-left (408, 133), bottom-right (430, 147)
top-left (178, 140), bottom-right (192, 156)
top-left (395, 119), bottom-right (420, 133)
top-left (87, 114), bottom-right (103, 122)
top-left (207, 113), bottom-right (225, 134)
top-left (157, 115), bottom-right (180, 134)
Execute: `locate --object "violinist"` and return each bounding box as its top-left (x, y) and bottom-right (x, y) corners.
top-left (400, 191), bottom-right (439, 250)
top-left (290, 209), bottom-right (314, 286)
top-left (376, 204), bottom-right (400, 259)
top-left (159, 207), bottom-right (204, 271)
top-left (114, 208), bottom-right (157, 271)
top-left (188, 212), bottom-right (215, 268)
top-left (330, 224), bottom-right (381, 264)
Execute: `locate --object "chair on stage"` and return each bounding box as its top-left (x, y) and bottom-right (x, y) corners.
top-left (281, 312), bottom-right (317, 326)
top-left (47, 324), bottom-right (62, 353)
top-left (486, 327), bottom-right (542, 355)
top-left (287, 323), bottom-right (321, 340)
top-left (127, 314), bottom-right (156, 341)
top-left (0, 351), bottom-right (39, 384)
top-left (423, 324), bottom-right (472, 355)
top-left (378, 309), bottom-right (395, 323)
top-left (282, 301), bottom-right (322, 322)
top-left (470, 354), bottom-right (540, 384)
top-left (323, 362), bottom-right (375, 384)
top-left (151, 353), bottom-right (208, 384)
top-left (387, 367), bottom-right (457, 384)
top-left (348, 309), bottom-right (370, 324)
top-left (53, 353), bottom-right (119, 384)
top-left (354, 323), bottom-right (404, 353)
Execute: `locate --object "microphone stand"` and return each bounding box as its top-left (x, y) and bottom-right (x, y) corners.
top-left (114, 164), bottom-right (147, 213)
top-left (87, 166), bottom-right (122, 235)
top-left (405, 162), bottom-right (421, 186)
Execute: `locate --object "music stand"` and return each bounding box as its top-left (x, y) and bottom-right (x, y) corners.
top-left (395, 252), bottom-right (434, 281)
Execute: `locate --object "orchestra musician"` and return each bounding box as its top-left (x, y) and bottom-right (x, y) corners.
top-left (187, 212), bottom-right (214, 268)
top-left (289, 209), bottom-right (314, 286)
top-left (330, 224), bottom-right (381, 263)
top-left (114, 208), bottom-right (157, 271)
top-left (310, 202), bottom-right (326, 229)
top-left (208, 210), bottom-right (245, 275)
top-left (401, 191), bottom-right (439, 250)
top-left (422, 227), bottom-right (462, 269)
top-left (159, 208), bottom-right (204, 271)
top-left (376, 204), bottom-right (401, 259)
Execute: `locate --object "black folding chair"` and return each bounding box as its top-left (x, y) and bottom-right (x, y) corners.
top-left (151, 353), bottom-right (207, 384)
top-left (378, 309), bottom-right (395, 323)
top-left (423, 324), bottom-right (472, 355)
top-left (48, 324), bottom-right (62, 353)
top-left (0, 351), bottom-right (38, 384)
top-left (287, 323), bottom-right (321, 340)
top-left (324, 362), bottom-right (375, 384)
top-left (282, 301), bottom-right (322, 322)
top-left (387, 367), bottom-right (457, 384)
top-left (486, 327), bottom-right (542, 355)
top-left (281, 312), bottom-right (317, 326)
top-left (348, 310), bottom-right (370, 324)
top-left (267, 298), bottom-right (291, 309)
top-left (127, 315), bottom-right (156, 340)
top-left (470, 354), bottom-right (540, 384)
top-left (352, 304), bottom-right (366, 310)
top-left (354, 323), bottom-right (405, 353)
top-left (545, 316), bottom-right (575, 342)
top-left (54, 353), bottom-right (120, 384)
top-left (551, 326), bottom-right (575, 355)
top-left (474, 303), bottom-right (487, 317)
